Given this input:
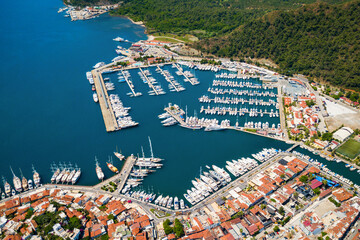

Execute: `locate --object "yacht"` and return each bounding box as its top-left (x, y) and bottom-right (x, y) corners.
top-left (10, 167), bottom-right (22, 192)
top-left (113, 37), bottom-right (124, 42)
top-left (95, 158), bottom-right (104, 181)
top-left (93, 93), bottom-right (98, 103)
top-left (93, 62), bottom-right (105, 69)
top-left (32, 165), bottom-right (41, 187)
top-left (114, 151), bottom-right (125, 161)
top-left (28, 180), bottom-right (34, 190)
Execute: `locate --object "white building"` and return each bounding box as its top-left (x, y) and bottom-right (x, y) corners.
top-left (333, 127), bottom-right (354, 142)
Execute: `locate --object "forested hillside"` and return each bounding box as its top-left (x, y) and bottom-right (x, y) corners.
top-left (196, 1), bottom-right (360, 89)
top-left (111, 0), bottom-right (339, 38)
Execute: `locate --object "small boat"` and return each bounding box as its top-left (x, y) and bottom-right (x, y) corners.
top-left (107, 162), bottom-right (119, 173)
top-left (28, 180), bottom-right (33, 190)
top-left (12, 189), bottom-right (16, 196)
top-left (114, 150), bottom-right (125, 161)
top-left (93, 93), bottom-right (98, 103)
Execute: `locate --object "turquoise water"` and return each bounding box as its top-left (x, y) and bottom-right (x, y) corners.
top-left (0, 0), bottom-right (358, 199)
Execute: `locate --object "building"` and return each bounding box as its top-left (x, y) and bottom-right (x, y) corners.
top-left (333, 127), bottom-right (354, 142)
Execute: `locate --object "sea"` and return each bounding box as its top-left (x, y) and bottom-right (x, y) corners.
top-left (0, 0), bottom-right (358, 199)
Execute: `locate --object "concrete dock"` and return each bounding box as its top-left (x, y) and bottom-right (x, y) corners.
top-left (139, 67), bottom-right (159, 95)
top-left (92, 69), bottom-right (119, 132)
top-left (174, 63), bottom-right (197, 85)
top-left (156, 66), bottom-right (181, 92)
top-left (120, 70), bottom-right (137, 96)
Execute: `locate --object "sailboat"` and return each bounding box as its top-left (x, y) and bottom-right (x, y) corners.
top-left (95, 157), bottom-right (105, 181)
top-left (114, 146), bottom-right (125, 161)
top-left (106, 157), bottom-right (119, 173)
top-left (2, 176), bottom-right (10, 197)
top-left (10, 166), bottom-right (22, 192)
top-left (19, 168), bottom-right (28, 191)
top-left (32, 165), bottom-right (41, 187)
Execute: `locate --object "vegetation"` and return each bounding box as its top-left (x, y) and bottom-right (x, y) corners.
top-left (68, 0), bottom-right (118, 7)
top-left (174, 218), bottom-right (185, 238)
top-left (33, 211), bottom-right (60, 237)
top-left (64, 217), bottom-right (83, 231)
top-left (273, 225), bottom-right (280, 232)
top-left (163, 219), bottom-right (173, 235)
top-left (197, 1), bottom-right (360, 90)
top-left (231, 210), bottom-right (244, 219)
top-left (299, 175), bottom-right (309, 183)
top-left (336, 139), bottom-right (360, 159)
top-left (328, 197), bottom-right (341, 207)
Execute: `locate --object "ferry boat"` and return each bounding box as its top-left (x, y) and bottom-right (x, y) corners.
top-left (95, 158), bottom-right (104, 181)
top-left (32, 165), bottom-right (41, 187)
top-left (107, 162), bottom-right (119, 173)
top-left (93, 93), bottom-right (98, 103)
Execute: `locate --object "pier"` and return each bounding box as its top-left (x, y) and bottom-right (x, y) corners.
top-left (164, 105), bottom-right (186, 125)
top-left (139, 67), bottom-right (159, 95)
top-left (94, 155), bottom-right (137, 190)
top-left (121, 70), bottom-right (137, 96)
top-left (92, 70), bottom-right (119, 132)
top-left (174, 63), bottom-right (197, 85)
top-left (156, 66), bottom-right (180, 92)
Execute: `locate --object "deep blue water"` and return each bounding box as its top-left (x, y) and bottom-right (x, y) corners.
top-left (0, 0), bottom-right (358, 199)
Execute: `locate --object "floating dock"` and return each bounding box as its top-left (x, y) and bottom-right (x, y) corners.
top-left (121, 70), bottom-right (137, 96)
top-left (174, 63), bottom-right (197, 85)
top-left (157, 66), bottom-right (180, 92)
top-left (92, 69), bottom-right (119, 132)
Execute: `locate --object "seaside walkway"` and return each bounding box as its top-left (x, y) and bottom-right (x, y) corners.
top-left (92, 69), bottom-right (118, 132)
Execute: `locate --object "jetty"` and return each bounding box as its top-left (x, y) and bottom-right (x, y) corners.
top-left (174, 63), bottom-right (197, 85)
top-left (91, 70), bottom-right (119, 132)
top-left (121, 70), bottom-right (137, 96)
top-left (157, 66), bottom-right (180, 92)
top-left (139, 67), bottom-right (159, 95)
top-left (164, 104), bottom-right (186, 125)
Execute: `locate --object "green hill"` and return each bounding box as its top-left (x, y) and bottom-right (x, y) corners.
top-left (196, 1), bottom-right (360, 89)
top-left (111, 0), bottom-right (340, 38)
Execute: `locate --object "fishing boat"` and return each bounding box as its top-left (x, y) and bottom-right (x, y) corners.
top-left (10, 167), bottom-right (22, 192)
top-left (95, 157), bottom-right (104, 181)
top-left (107, 162), bottom-right (119, 173)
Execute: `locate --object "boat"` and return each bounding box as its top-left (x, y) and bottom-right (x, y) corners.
top-left (10, 167), bottom-right (22, 192)
top-left (72, 166), bottom-right (81, 184)
top-left (51, 166), bottom-right (60, 183)
top-left (32, 165), bottom-right (41, 187)
top-left (1, 193), bottom-right (5, 199)
top-left (95, 157), bottom-right (104, 181)
top-left (180, 199), bottom-right (185, 209)
top-left (113, 37), bottom-right (124, 42)
top-left (114, 151), bottom-right (125, 161)
top-left (12, 189), bottom-right (16, 196)
top-left (174, 197), bottom-right (179, 210)
top-left (93, 93), bottom-right (98, 102)
top-left (19, 169), bottom-right (28, 191)
top-left (93, 62), bottom-right (105, 69)
top-left (107, 162), bottom-right (119, 173)
top-left (28, 180), bottom-right (33, 190)
top-left (204, 124), bottom-right (226, 131)
top-left (3, 177), bottom-right (11, 196)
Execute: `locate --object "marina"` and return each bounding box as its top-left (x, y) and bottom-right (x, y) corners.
top-left (1, 2), bottom-right (360, 207)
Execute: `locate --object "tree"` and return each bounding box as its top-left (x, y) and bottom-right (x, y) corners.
top-left (163, 219), bottom-right (173, 235)
top-left (273, 225), bottom-right (280, 232)
top-left (299, 175), bottom-right (308, 183)
top-left (64, 217), bottom-right (83, 231)
top-left (321, 132), bottom-right (333, 141)
top-left (174, 218), bottom-right (185, 238)
top-left (25, 209), bottom-right (34, 219)
top-left (278, 207), bottom-right (285, 216)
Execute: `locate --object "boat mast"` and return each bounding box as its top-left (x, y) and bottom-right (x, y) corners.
top-left (148, 136), bottom-right (154, 159)
top-left (141, 146), bottom-right (145, 159)
top-left (10, 166), bottom-right (16, 177)
top-left (19, 168), bottom-right (24, 178)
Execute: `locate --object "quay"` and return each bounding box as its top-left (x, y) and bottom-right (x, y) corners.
top-left (139, 67), bottom-right (159, 95)
top-left (156, 66), bottom-right (180, 92)
top-left (174, 63), bottom-right (196, 85)
top-left (91, 69), bottom-right (119, 132)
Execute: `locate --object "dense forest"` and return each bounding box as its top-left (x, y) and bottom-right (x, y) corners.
top-left (196, 1), bottom-right (360, 89)
top-left (110, 0), bottom-right (339, 38)
top-left (68, 0), bottom-right (117, 7)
